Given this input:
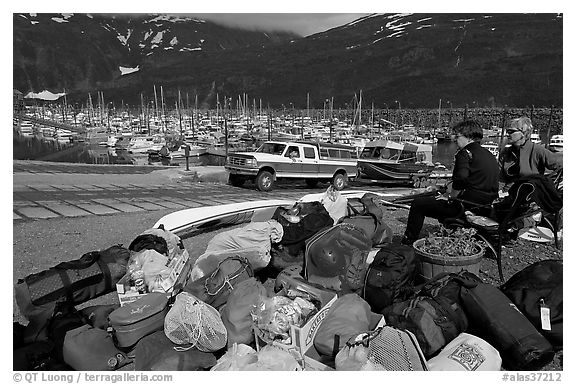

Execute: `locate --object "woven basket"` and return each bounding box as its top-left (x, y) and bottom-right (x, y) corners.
top-left (413, 237), bottom-right (484, 281)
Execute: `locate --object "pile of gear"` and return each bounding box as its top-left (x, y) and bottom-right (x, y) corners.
top-left (13, 188), bottom-right (562, 371)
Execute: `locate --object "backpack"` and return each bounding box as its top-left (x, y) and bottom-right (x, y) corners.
top-left (342, 192), bottom-right (394, 247)
top-left (500, 260), bottom-right (563, 348)
top-left (304, 223), bottom-right (372, 293)
top-left (338, 215), bottom-right (393, 247)
top-left (382, 271), bottom-right (478, 358)
top-left (361, 244), bottom-right (417, 313)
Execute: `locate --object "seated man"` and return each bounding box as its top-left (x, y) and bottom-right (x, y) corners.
top-left (402, 120), bottom-right (499, 245)
top-left (499, 116), bottom-right (562, 190)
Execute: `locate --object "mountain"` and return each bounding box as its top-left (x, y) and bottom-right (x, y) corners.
top-left (13, 13), bottom-right (563, 109)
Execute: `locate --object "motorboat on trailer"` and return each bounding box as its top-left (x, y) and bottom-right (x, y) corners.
top-left (356, 140), bottom-right (439, 187)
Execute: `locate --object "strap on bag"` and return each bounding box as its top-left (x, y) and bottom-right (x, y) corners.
top-left (204, 256), bottom-right (252, 296)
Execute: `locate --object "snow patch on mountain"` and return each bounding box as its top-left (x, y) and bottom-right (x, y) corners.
top-left (119, 66), bottom-right (139, 75)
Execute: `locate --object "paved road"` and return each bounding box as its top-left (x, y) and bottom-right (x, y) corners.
top-left (13, 161), bottom-right (410, 221)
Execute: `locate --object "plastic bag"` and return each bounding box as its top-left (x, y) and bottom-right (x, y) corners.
top-left (320, 185), bottom-right (348, 222)
top-left (210, 343), bottom-right (258, 371)
top-left (252, 295), bottom-right (316, 344)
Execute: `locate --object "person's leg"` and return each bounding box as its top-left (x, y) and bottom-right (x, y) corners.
top-left (403, 197), bottom-right (461, 244)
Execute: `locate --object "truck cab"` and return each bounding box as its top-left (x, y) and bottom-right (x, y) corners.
top-left (225, 141), bottom-right (358, 191)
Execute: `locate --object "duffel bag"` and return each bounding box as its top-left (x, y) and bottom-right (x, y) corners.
top-left (500, 260), bottom-right (563, 347)
top-left (63, 324), bottom-right (131, 371)
top-left (460, 279), bottom-right (555, 370)
top-left (382, 271), bottom-right (478, 359)
top-left (14, 245), bottom-right (130, 343)
top-left (304, 223), bottom-right (372, 293)
top-left (134, 330), bottom-right (217, 371)
top-left (361, 243), bottom-right (417, 313)
top-left (108, 292), bottom-right (169, 350)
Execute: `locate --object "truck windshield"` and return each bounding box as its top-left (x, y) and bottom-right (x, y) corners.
top-left (256, 143), bottom-right (287, 155)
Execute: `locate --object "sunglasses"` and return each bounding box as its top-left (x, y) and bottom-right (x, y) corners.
top-left (506, 129), bottom-right (522, 134)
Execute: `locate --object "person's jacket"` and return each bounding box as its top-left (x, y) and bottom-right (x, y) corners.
top-left (499, 140), bottom-right (562, 185)
top-left (452, 141), bottom-right (500, 205)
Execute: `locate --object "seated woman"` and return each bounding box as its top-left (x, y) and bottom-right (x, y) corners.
top-left (402, 120), bottom-right (499, 245)
top-left (499, 116), bottom-right (562, 189)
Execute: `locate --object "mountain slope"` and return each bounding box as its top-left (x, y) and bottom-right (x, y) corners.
top-left (13, 13), bottom-right (563, 108)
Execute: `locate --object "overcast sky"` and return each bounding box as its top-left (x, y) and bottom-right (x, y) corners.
top-left (184, 13), bottom-right (370, 37)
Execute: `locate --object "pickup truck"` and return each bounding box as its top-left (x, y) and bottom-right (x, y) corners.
top-left (225, 141), bottom-right (358, 191)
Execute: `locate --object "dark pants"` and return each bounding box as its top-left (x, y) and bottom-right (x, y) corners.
top-left (404, 196), bottom-right (464, 242)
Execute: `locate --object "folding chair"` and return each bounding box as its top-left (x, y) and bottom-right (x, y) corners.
top-left (444, 180), bottom-right (562, 282)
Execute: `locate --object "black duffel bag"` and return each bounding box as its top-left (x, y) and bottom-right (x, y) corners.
top-left (500, 260), bottom-right (563, 348)
top-left (14, 244), bottom-right (130, 343)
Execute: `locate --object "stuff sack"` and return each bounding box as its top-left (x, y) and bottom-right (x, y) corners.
top-left (63, 324), bottom-right (131, 371)
top-left (108, 292), bottom-right (169, 350)
top-left (304, 223), bottom-right (372, 293)
top-left (460, 279), bottom-right (555, 370)
top-left (185, 256), bottom-right (253, 310)
top-left (313, 293), bottom-right (374, 357)
top-left (500, 260), bottom-right (563, 347)
top-left (427, 333), bottom-right (502, 371)
top-left (361, 244), bottom-right (417, 313)
top-left (190, 220), bottom-right (283, 281)
top-left (220, 277), bottom-right (268, 347)
top-left (135, 330), bottom-right (217, 371)
top-left (14, 245), bottom-right (130, 343)
top-left (335, 325), bottom-right (428, 371)
top-left (164, 292), bottom-right (227, 352)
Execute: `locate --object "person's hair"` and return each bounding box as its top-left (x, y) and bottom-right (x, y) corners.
top-left (510, 116), bottom-right (533, 138)
top-left (453, 120), bottom-right (483, 142)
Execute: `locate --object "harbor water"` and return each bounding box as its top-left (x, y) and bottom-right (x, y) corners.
top-left (14, 135), bottom-right (505, 170)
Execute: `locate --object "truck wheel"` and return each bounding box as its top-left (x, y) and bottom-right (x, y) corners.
top-left (305, 179), bottom-right (319, 188)
top-left (256, 170), bottom-right (274, 192)
top-left (332, 173), bottom-right (347, 191)
top-left (228, 174), bottom-right (245, 187)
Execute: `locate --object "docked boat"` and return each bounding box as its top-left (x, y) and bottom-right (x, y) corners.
top-left (169, 143), bottom-right (208, 160)
top-left (549, 135), bottom-right (563, 152)
top-left (356, 140), bottom-right (436, 186)
top-left (127, 134), bottom-right (167, 154)
top-left (530, 132), bottom-right (542, 145)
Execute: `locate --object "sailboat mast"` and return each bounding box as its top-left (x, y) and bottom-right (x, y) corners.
top-left (153, 85), bottom-right (159, 133)
top-left (437, 98), bottom-right (442, 135)
top-left (160, 86), bottom-right (166, 133)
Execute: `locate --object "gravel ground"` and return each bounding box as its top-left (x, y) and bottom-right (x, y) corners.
top-left (12, 197), bottom-right (563, 370)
